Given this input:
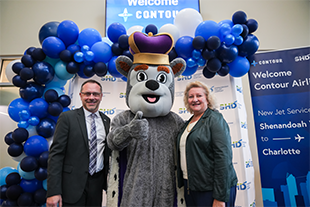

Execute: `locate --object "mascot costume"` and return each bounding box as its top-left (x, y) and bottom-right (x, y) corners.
top-left (106, 31), bottom-right (186, 207)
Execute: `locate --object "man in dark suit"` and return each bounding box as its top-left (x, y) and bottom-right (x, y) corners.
top-left (46, 79), bottom-right (111, 207)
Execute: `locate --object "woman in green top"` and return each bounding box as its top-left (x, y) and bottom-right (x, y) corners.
top-left (176, 81), bottom-right (238, 207)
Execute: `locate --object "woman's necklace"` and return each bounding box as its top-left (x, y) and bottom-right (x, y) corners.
top-left (186, 121), bottom-right (197, 132)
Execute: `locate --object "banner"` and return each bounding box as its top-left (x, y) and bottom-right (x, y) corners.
top-left (105, 0), bottom-right (200, 31)
top-left (69, 69), bottom-right (255, 207)
top-left (248, 47), bottom-right (310, 207)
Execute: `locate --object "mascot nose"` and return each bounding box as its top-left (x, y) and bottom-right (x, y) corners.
top-left (145, 80), bottom-right (159, 91)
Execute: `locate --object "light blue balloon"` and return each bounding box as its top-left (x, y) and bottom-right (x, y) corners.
top-left (42, 179), bottom-right (47, 190)
top-left (45, 74), bottom-right (67, 88)
top-left (0, 166), bottom-right (18, 186)
top-left (43, 56), bottom-right (59, 68)
top-left (17, 163), bottom-right (35, 180)
top-left (54, 60), bottom-right (74, 80)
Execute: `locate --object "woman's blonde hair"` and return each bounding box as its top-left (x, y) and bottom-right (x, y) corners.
top-left (183, 81), bottom-right (217, 114)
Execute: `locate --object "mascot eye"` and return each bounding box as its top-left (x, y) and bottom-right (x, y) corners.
top-left (136, 71), bottom-right (148, 82)
top-left (156, 73), bottom-right (167, 83)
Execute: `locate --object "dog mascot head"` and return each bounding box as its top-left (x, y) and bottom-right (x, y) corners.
top-left (115, 31), bottom-right (186, 117)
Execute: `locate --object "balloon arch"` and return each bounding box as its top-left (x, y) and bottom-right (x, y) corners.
top-left (1, 9), bottom-right (258, 206)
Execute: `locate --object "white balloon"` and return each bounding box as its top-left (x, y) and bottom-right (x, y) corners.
top-left (5, 59), bottom-right (21, 83)
top-left (159, 24), bottom-right (180, 44)
top-left (174, 8), bottom-right (203, 37)
top-left (11, 152), bottom-right (27, 162)
top-left (102, 37), bottom-right (113, 46)
top-left (26, 125), bottom-right (38, 137)
top-left (127, 25), bottom-right (144, 36)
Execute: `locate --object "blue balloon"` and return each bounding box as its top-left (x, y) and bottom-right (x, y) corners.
top-left (182, 64), bottom-right (198, 76)
top-left (224, 34), bottom-right (235, 46)
top-left (74, 51), bottom-right (84, 63)
top-left (78, 28), bottom-right (102, 47)
top-left (186, 58), bottom-right (197, 68)
top-left (57, 20), bottom-right (79, 47)
top-left (228, 56), bottom-right (250, 77)
top-left (42, 179), bottom-right (47, 190)
top-left (91, 41), bottom-right (113, 63)
top-left (175, 36), bottom-right (194, 59)
top-left (36, 118), bottom-right (56, 138)
top-left (238, 34), bottom-right (259, 57)
top-left (107, 22), bottom-right (127, 43)
top-left (24, 135), bottom-right (49, 157)
top-left (28, 116), bottom-right (40, 126)
top-left (218, 19), bottom-right (234, 28)
top-left (8, 98), bottom-right (30, 122)
top-left (231, 24), bottom-right (243, 37)
top-left (42, 36), bottom-right (66, 59)
top-left (108, 56), bottom-right (123, 78)
top-left (19, 82), bottom-right (45, 102)
top-left (67, 44), bottom-right (80, 54)
top-left (32, 61), bottom-right (55, 84)
top-left (195, 20), bottom-right (220, 41)
top-left (20, 178), bottom-right (42, 193)
top-left (234, 36), bottom-right (243, 46)
top-left (29, 98), bottom-right (49, 119)
top-left (38, 21), bottom-right (60, 45)
top-left (0, 167), bottom-right (18, 186)
top-left (18, 120), bottom-right (29, 129)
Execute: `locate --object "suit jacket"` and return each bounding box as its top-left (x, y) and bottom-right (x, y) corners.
top-left (47, 107), bottom-right (111, 204)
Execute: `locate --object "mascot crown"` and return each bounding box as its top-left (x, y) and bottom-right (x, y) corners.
top-left (128, 31), bottom-right (174, 65)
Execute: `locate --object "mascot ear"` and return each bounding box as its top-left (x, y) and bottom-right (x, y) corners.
top-left (116, 56), bottom-right (133, 78)
top-left (170, 57), bottom-right (186, 77)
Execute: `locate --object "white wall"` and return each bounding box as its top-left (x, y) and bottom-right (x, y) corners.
top-left (1, 1), bottom-right (309, 206)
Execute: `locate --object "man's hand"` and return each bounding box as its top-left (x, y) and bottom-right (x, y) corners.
top-left (46, 195), bottom-right (62, 207)
top-left (213, 198), bottom-right (225, 207)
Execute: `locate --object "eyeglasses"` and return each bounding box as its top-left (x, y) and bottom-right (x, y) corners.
top-left (81, 92), bottom-right (102, 97)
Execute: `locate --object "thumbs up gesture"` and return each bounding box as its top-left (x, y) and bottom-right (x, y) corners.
top-left (127, 111), bottom-right (149, 140)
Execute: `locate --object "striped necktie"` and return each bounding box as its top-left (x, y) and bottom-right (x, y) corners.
top-left (89, 113), bottom-right (97, 175)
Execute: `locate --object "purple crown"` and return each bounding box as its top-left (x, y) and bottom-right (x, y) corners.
top-left (128, 32), bottom-right (174, 65)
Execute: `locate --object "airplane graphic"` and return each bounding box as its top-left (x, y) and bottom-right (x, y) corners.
top-left (295, 134), bottom-right (304, 142)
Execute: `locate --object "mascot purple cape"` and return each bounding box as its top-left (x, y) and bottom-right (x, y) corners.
top-left (106, 31), bottom-right (186, 207)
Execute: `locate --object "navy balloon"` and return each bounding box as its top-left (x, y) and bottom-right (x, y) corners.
top-left (240, 24), bottom-right (249, 38)
top-left (35, 167), bottom-right (47, 181)
top-left (5, 173), bottom-right (21, 187)
top-left (0, 185), bottom-right (8, 200)
top-left (107, 22), bottom-right (127, 43)
top-left (34, 188), bottom-right (47, 205)
top-left (66, 61), bottom-right (80, 74)
top-left (202, 67), bottom-right (216, 79)
top-left (12, 127), bottom-right (29, 143)
top-left (38, 21), bottom-right (60, 45)
top-left (246, 19), bottom-right (258, 34)
top-left (19, 67), bottom-right (34, 80)
top-left (111, 43), bottom-right (123, 56)
top-left (216, 44), bottom-right (238, 63)
top-left (232, 11), bottom-right (247, 24)
top-left (238, 34), bottom-right (259, 57)
top-left (32, 61), bottom-right (54, 84)
top-left (59, 49), bottom-right (73, 62)
top-left (12, 75), bottom-right (27, 88)
top-left (17, 192), bottom-right (34, 207)
top-left (6, 185), bottom-right (23, 200)
top-left (206, 36), bottom-right (221, 50)
top-left (19, 82), bottom-right (44, 102)
top-left (38, 151), bottom-right (49, 167)
top-left (118, 34), bottom-right (129, 50)
top-left (36, 118), bottom-right (56, 138)
top-left (31, 48), bottom-right (46, 61)
top-left (207, 58), bottom-right (222, 73)
top-left (168, 47), bottom-right (178, 62)
top-left (12, 62), bottom-right (25, 74)
top-left (202, 49), bottom-right (216, 60)
top-left (192, 36), bottom-right (205, 50)
top-left (48, 102), bottom-right (63, 117)
top-left (7, 143), bottom-right (23, 157)
top-left (83, 65), bottom-right (95, 77)
top-left (145, 24), bottom-right (158, 35)
top-left (217, 64), bottom-right (230, 76)
top-left (21, 54), bottom-right (35, 67)
top-left (44, 89), bottom-right (59, 103)
top-left (5, 132), bottom-right (14, 145)
top-left (20, 156), bottom-right (38, 172)
top-left (25, 47), bottom-right (36, 55)
top-left (93, 62), bottom-right (107, 77)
